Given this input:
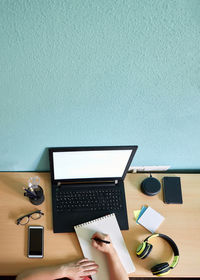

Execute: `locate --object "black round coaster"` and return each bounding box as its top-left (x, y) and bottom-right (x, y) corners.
top-left (141, 177), bottom-right (161, 196)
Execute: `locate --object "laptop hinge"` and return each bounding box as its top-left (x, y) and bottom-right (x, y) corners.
top-left (56, 180), bottom-right (118, 187)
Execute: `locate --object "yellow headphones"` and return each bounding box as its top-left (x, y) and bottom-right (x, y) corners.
top-left (136, 233), bottom-right (179, 276)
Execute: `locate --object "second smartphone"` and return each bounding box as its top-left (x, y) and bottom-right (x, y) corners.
top-left (163, 177), bottom-right (183, 204)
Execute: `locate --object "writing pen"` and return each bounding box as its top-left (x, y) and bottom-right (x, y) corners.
top-left (23, 187), bottom-right (37, 198)
top-left (28, 183), bottom-right (37, 196)
top-left (24, 192), bottom-right (36, 199)
top-left (91, 237), bottom-right (110, 244)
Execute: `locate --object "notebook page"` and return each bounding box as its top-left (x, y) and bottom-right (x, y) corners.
top-left (74, 213), bottom-right (135, 280)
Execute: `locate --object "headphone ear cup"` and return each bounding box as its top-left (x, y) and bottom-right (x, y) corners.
top-left (136, 242), bottom-right (146, 258)
top-left (136, 242), bottom-right (153, 259)
top-left (151, 262), bottom-right (170, 276)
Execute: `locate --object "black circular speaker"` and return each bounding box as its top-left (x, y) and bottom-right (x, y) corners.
top-left (141, 177), bottom-right (161, 196)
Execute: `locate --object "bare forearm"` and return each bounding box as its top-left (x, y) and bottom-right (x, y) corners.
top-left (16, 264), bottom-right (65, 280)
top-left (106, 249), bottom-right (129, 280)
top-left (16, 259), bottom-right (98, 280)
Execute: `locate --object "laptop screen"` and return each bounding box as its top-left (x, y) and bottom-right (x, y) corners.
top-left (49, 146), bottom-right (137, 182)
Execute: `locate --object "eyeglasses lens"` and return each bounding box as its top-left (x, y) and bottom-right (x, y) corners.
top-left (19, 216), bottom-right (29, 225)
top-left (31, 212), bottom-right (41, 220)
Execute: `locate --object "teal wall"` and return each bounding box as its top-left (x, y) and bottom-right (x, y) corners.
top-left (0, 0), bottom-right (200, 171)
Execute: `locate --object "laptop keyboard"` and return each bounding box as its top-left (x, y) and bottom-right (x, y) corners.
top-left (55, 188), bottom-right (123, 213)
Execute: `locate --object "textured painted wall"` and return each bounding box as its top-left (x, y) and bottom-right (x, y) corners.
top-left (0, 0), bottom-right (200, 171)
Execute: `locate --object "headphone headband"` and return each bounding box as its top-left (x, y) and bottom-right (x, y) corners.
top-left (144, 233), bottom-right (179, 268)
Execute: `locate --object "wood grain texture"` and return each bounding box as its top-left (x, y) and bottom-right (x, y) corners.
top-left (0, 172), bottom-right (200, 277)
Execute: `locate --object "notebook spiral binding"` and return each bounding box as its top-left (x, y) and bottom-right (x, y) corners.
top-left (74, 213), bottom-right (115, 228)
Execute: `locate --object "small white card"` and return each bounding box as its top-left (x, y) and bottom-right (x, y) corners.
top-left (137, 206), bottom-right (165, 233)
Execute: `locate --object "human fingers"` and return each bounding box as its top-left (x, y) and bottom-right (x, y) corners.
top-left (76, 259), bottom-right (98, 275)
top-left (92, 232), bottom-right (110, 241)
top-left (77, 258), bottom-right (97, 267)
top-left (81, 261), bottom-right (98, 268)
top-left (80, 260), bottom-right (98, 272)
top-left (91, 232), bottom-right (111, 248)
top-left (72, 263), bottom-right (97, 279)
top-left (80, 265), bottom-right (98, 277)
top-left (92, 238), bottom-right (110, 254)
top-left (77, 258), bottom-right (89, 264)
top-left (92, 232), bottom-right (115, 254)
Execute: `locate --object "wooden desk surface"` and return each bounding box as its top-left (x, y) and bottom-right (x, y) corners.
top-left (0, 172), bottom-right (200, 277)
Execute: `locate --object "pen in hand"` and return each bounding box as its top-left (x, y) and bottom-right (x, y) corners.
top-left (91, 237), bottom-right (111, 244)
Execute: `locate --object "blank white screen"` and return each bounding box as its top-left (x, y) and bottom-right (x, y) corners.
top-left (53, 150), bottom-right (132, 180)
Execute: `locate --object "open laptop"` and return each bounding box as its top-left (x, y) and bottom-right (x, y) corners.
top-left (49, 146), bottom-right (138, 233)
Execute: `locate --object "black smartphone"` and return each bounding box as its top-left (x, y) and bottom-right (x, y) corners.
top-left (28, 225), bottom-right (44, 258)
top-left (163, 177), bottom-right (183, 204)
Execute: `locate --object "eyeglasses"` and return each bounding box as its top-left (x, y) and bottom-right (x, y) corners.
top-left (16, 210), bottom-right (44, 225)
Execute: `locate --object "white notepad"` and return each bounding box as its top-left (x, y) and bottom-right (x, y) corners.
top-left (137, 206), bottom-right (165, 233)
top-left (74, 213), bottom-right (135, 280)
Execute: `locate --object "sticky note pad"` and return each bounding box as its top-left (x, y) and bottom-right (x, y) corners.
top-left (137, 206), bottom-right (165, 233)
top-left (133, 210), bottom-right (141, 221)
top-left (136, 206), bottom-right (147, 224)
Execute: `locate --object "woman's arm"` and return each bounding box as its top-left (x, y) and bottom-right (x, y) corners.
top-left (16, 264), bottom-right (65, 280)
top-left (16, 258), bottom-right (98, 280)
top-left (92, 232), bottom-right (129, 280)
top-left (105, 247), bottom-right (129, 280)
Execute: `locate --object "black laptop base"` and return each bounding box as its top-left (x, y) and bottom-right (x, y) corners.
top-left (53, 209), bottom-right (128, 233)
top-left (51, 182), bottom-right (129, 233)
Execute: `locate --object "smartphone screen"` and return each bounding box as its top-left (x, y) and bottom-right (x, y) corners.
top-left (28, 226), bottom-right (44, 258)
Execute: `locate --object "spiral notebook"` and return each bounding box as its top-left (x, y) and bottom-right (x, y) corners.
top-left (74, 213), bottom-right (135, 280)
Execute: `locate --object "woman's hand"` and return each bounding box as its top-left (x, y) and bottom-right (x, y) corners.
top-left (16, 258), bottom-right (98, 280)
top-left (91, 232), bottom-right (115, 255)
top-left (92, 232), bottom-right (129, 280)
top-left (60, 258), bottom-right (98, 280)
